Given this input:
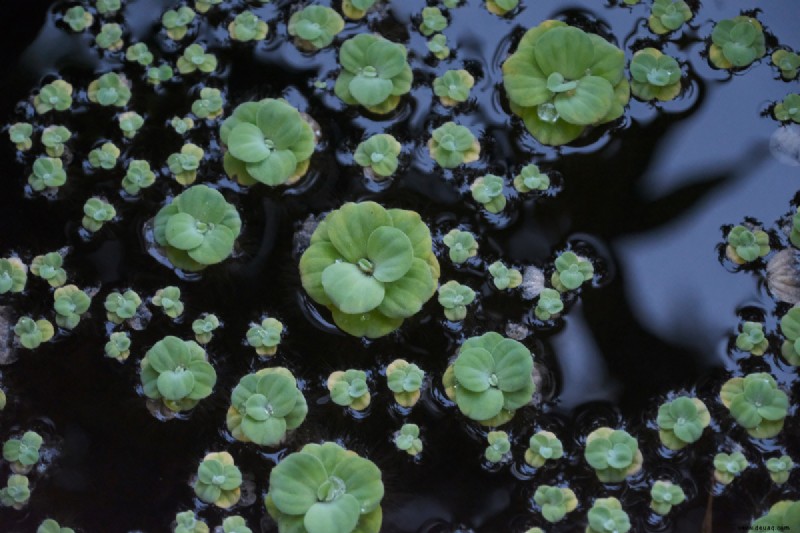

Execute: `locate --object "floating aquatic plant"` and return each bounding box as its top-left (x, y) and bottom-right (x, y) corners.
top-left (29, 157), bottom-right (67, 191)
top-left (513, 164), bottom-right (549, 193)
top-left (34, 80), bottom-right (72, 114)
top-left (433, 69), bottom-right (474, 106)
top-left (354, 134), bottom-right (401, 179)
top-left (14, 317), bottom-right (54, 349)
top-left (328, 369), bottom-right (371, 410)
top-left (428, 122), bottom-right (480, 168)
top-left (63, 6), bottom-right (93, 32)
top-left (720, 372), bottom-right (788, 438)
top-left (192, 313), bottom-right (219, 344)
top-left (171, 116), bottom-right (194, 134)
top-left (386, 359), bottom-right (425, 407)
top-left (194, 0), bottom-right (221, 14)
top-left (147, 64), bottom-right (174, 85)
top-left (229, 11), bottom-right (268, 42)
top-left (140, 336), bottom-right (216, 412)
top-left (41, 125), bottom-right (71, 157)
top-left (126, 43), bottom-right (153, 66)
top-left (30, 252), bottom-right (66, 287)
top-left (0, 258), bottom-right (27, 294)
top-left (650, 481), bottom-right (685, 515)
top-left (489, 261), bottom-right (522, 290)
top-left (193, 452), bottom-right (242, 508)
top-left (152, 286), bottom-right (184, 318)
top-left (656, 396), bottom-right (710, 450)
top-left (53, 284), bottom-right (91, 329)
top-left (175, 511), bottom-right (208, 533)
top-left (772, 50), bottom-right (800, 80)
top-left (629, 48), bottom-right (682, 101)
top-left (104, 289), bottom-right (142, 324)
top-left (191, 88), bottom-right (223, 120)
top-left (779, 306), bottom-right (800, 365)
top-left (342, 0), bottom-right (380, 20)
top-left (8, 123), bottom-right (33, 151)
top-left (486, 0), bottom-right (518, 16)
top-left (534, 485), bottom-right (577, 523)
top-left (774, 94), bottom-right (800, 124)
top-left (162, 7), bottom-right (195, 40)
top-left (443, 229), bottom-right (478, 264)
top-left (122, 160), bottom-right (156, 195)
top-left (709, 16), bottom-right (766, 70)
top-left (95, 0), bottom-right (121, 15)
top-left (713, 451), bottom-right (748, 484)
top-left (525, 431), bottom-right (563, 467)
top-left (648, 0), bottom-right (692, 34)
top-left (551, 251), bottom-right (594, 291)
top-left (88, 142), bottom-right (120, 169)
top-left (38, 519), bottom-right (75, 533)
top-left (82, 197), bottom-right (116, 232)
top-left (246, 317), bottom-right (283, 356)
top-left (394, 423), bottom-right (423, 455)
top-left (221, 517), bottom-right (250, 533)
top-left (0, 474), bottom-right (30, 510)
top-left (584, 427), bottom-right (643, 482)
top-left (288, 6), bottom-right (344, 51)
top-left (427, 34), bottom-right (450, 60)
top-left (586, 497), bottom-right (630, 533)
top-left (177, 44), bottom-right (217, 74)
top-left (118, 112), bottom-right (144, 138)
top-left (749, 501), bottom-right (800, 532)
top-left (167, 143), bottom-right (204, 184)
top-left (438, 280), bottom-right (476, 321)
top-left (735, 321), bottom-right (768, 356)
top-left (420, 7), bottom-right (448, 36)
top-left (104, 331), bottom-right (131, 361)
top-left (96, 23), bottom-right (124, 51)
top-left (485, 430), bottom-right (511, 463)
top-left (471, 174), bottom-right (507, 213)
top-left (766, 455), bottom-right (794, 485)
top-left (3, 431), bottom-right (43, 474)
top-left (726, 225), bottom-right (770, 264)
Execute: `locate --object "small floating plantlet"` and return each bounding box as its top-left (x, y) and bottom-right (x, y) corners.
top-left (525, 431), bottom-right (563, 467)
top-left (709, 16), bottom-right (766, 70)
top-left (774, 94), bottom-right (800, 124)
top-left (122, 160), bottom-right (156, 195)
top-left (3, 431), bottom-right (43, 474)
top-left (766, 455), bottom-right (794, 485)
top-left (38, 519), bottom-right (75, 533)
top-left (713, 451), bottom-right (748, 485)
top-left (63, 6), bottom-right (93, 32)
top-left (0, 474), bottom-right (30, 510)
top-left (174, 510), bottom-right (208, 533)
top-left (428, 122), bottom-right (480, 168)
top-left (551, 251), bottom-right (594, 291)
top-left (586, 497), bottom-right (630, 533)
top-left (394, 423), bottom-right (423, 456)
top-left (95, 0), bottom-right (121, 16)
top-left (170, 116), bottom-right (194, 134)
top-left (194, 0), bottom-right (220, 14)
top-left (147, 64), bottom-right (174, 85)
top-left (167, 143), bottom-right (203, 185)
top-left (28, 157), bottom-right (67, 192)
top-left (649, 481), bottom-right (685, 515)
top-left (779, 306), bottom-right (800, 365)
top-left (96, 23), bottom-right (124, 51)
top-left (720, 372), bottom-right (788, 438)
top-left (629, 48), bottom-right (682, 101)
top-left (489, 261), bottom-right (522, 290)
top-left (246, 317), bottom-right (283, 356)
top-left (34, 80), bottom-right (72, 114)
top-left (420, 7), bottom-right (448, 36)
top-left (735, 321), bottom-right (768, 356)
top-left (162, 7), bottom-right (195, 40)
top-left (41, 125), bottom-right (71, 157)
top-left (125, 43), bottom-right (153, 66)
top-left (354, 134), bottom-right (401, 179)
top-left (82, 197), bottom-right (116, 232)
top-left (438, 280), bottom-right (476, 321)
top-left (534, 485), bottom-right (577, 523)
top-left (104, 331), bottom-right (131, 361)
top-left (118, 111), bottom-right (144, 138)
top-left (228, 11), bottom-right (268, 43)
top-left (53, 284), bottom-right (91, 329)
top-left (220, 516), bottom-right (250, 533)
top-left (192, 313), bottom-right (219, 344)
top-left (152, 286), bottom-right (184, 318)
top-left (104, 289), bottom-right (142, 324)
top-left (726, 225), bottom-right (769, 264)
top-left (8, 123), bottom-right (33, 151)
top-left (584, 427), bottom-right (643, 483)
top-left (30, 252), bottom-right (66, 287)
top-left (177, 44), bottom-right (217, 74)
top-left (0, 258), bottom-right (27, 294)
top-left (656, 396), bottom-right (710, 450)
top-left (193, 452), bottom-right (242, 508)
top-left (227, 367), bottom-right (307, 446)
top-left (88, 73), bottom-right (131, 107)
top-left (443, 229), bottom-right (478, 264)
top-left (342, 0), bottom-right (380, 21)
top-left (287, 6), bottom-right (344, 51)
top-left (772, 50), bottom-right (800, 80)
top-left (191, 88), bottom-right (223, 120)
top-left (427, 34), bottom-right (450, 60)
top-left (484, 430), bottom-right (511, 463)
top-left (513, 164), bottom-right (549, 193)
top-left (328, 369), bottom-right (371, 410)
top-left (648, 0), bottom-right (692, 34)
top-left (471, 174), bottom-right (507, 213)
top-left (88, 142), bottom-right (120, 169)
top-left (433, 70), bottom-right (474, 106)
top-left (486, 0), bottom-right (519, 16)
top-left (386, 359), bottom-right (425, 407)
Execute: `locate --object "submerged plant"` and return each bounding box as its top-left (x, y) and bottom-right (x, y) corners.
top-left (192, 313), bottom-right (219, 344)
top-left (265, 441), bottom-right (384, 533)
top-left (484, 431), bottom-right (511, 463)
top-left (88, 73), bottom-right (131, 107)
top-left (104, 289), bottom-right (142, 323)
top-left (486, 0), bottom-right (518, 16)
top-left (394, 423), bottom-right (423, 455)
top-left (227, 367), bottom-right (307, 446)
top-left (29, 157), bottom-right (67, 191)
top-left (428, 122), bottom-right (480, 168)
top-left (502, 20), bottom-right (629, 146)
top-left (162, 7), bottom-right (195, 40)
top-left (152, 286), bottom-right (184, 318)
top-left (629, 48), bottom-right (682, 101)
top-left (126, 43), bottom-right (153, 66)
top-left (0, 475), bottom-right (30, 510)
top-left (534, 485), bottom-right (577, 523)
top-left (709, 16), bottom-right (766, 70)
top-left (386, 359), bottom-right (425, 407)
top-left (735, 321), bottom-right (768, 356)
top-left (780, 306), bottom-right (800, 365)
top-left (650, 480), bottom-right (685, 515)
top-left (513, 164), bottom-right (549, 193)
top-left (328, 369), bottom-right (371, 410)
top-left (714, 451), bottom-right (748, 484)
top-left (9, 122), bottom-right (33, 151)
top-left (41, 125), bottom-right (71, 157)
top-left (443, 332), bottom-right (535, 426)
top-left (443, 229), bottom-right (478, 264)
top-left (122, 160), bottom-right (156, 195)
top-left (299, 202), bottom-right (440, 338)
top-left (750, 501), bottom-right (800, 532)
top-left (229, 11), bottom-right (268, 42)
top-left (30, 252), bottom-right (66, 287)
top-left (53, 285), bottom-right (91, 329)
top-left (354, 134), bottom-right (401, 179)
top-left (420, 7), bottom-right (447, 36)
top-left (0, 258), bottom-right (27, 294)
top-left (525, 431), bottom-right (563, 467)
top-left (288, 6), bottom-right (344, 51)
top-left (140, 336), bottom-right (216, 412)
top-left (427, 34), bottom-right (450, 60)
top-left (118, 112), bottom-right (144, 138)
top-left (192, 88), bottom-right (223, 119)
top-left (656, 396), bottom-right (711, 450)
top-left (772, 50), bottom-right (800, 80)
top-left (648, 0), bottom-right (692, 34)
top-left (153, 184), bottom-right (242, 271)
top-left (63, 6), bottom-right (93, 32)
top-left (175, 511), bottom-right (208, 533)
top-left (96, 23), bottom-right (124, 50)
top-left (88, 142), bottom-right (120, 169)
top-left (471, 174), bottom-right (507, 213)
top-left (774, 94), bottom-right (800, 124)
top-left (551, 252), bottom-right (593, 291)
top-left (766, 455), bottom-right (794, 485)
top-left (167, 143), bottom-right (203, 185)
top-left (193, 452), bottom-right (242, 508)
top-left (584, 427), bottom-right (643, 482)
top-left (720, 372), bottom-right (789, 438)
top-left (38, 519), bottom-right (75, 533)
top-left (334, 34), bottom-right (413, 114)
top-left (246, 317), bottom-right (283, 356)
top-left (82, 197), bottom-right (116, 232)
top-left (726, 225), bottom-right (770, 264)
top-left (3, 431), bottom-right (43, 474)
top-left (34, 80), bottom-right (73, 114)
top-left (438, 280), bottom-right (476, 321)
top-left (220, 98), bottom-right (316, 186)
top-left (177, 44), bottom-right (217, 74)
top-left (489, 261), bottom-right (522, 290)
top-left (342, 0), bottom-right (379, 20)
top-left (105, 331), bottom-right (131, 361)
top-left (14, 317), bottom-right (54, 349)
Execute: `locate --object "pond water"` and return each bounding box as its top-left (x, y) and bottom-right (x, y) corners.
top-left (0, 0), bottom-right (798, 531)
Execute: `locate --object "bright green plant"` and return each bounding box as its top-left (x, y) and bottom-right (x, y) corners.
top-left (220, 98), bottom-right (316, 186)
top-left (265, 441), bottom-right (384, 533)
top-left (735, 321), bottom-right (768, 356)
top-left (194, 451), bottom-right (242, 508)
top-left (725, 225), bottom-right (769, 264)
top-left (342, 0), bottom-right (379, 20)
top-left (438, 280), bottom-right (476, 321)
top-left (140, 336), bottom-right (216, 412)
top-left (118, 111), bottom-right (144, 138)
top-left (513, 164), bottom-right (549, 193)
top-left (334, 34), bottom-right (413, 114)
top-left (35, 80), bottom-right (73, 114)
top-left (354, 134), bottom-right (401, 179)
top-left (38, 519), bottom-right (75, 533)
top-left (792, 209), bottom-right (800, 249)
top-left (766, 455), bottom-right (794, 485)
top-left (162, 7), bottom-right (195, 40)
top-left (229, 11), bottom-right (268, 42)
top-left (221, 516), bottom-right (251, 533)
top-left (749, 501), bottom-right (800, 533)
top-left (471, 174), bottom-right (507, 213)
top-left (122, 160), bottom-right (156, 195)
top-left (443, 0), bottom-right (461, 6)
top-left (503, 20), bottom-right (629, 146)
top-left (720, 372), bottom-right (788, 438)
top-left (153, 184), bottom-right (242, 271)
top-left (9, 122), bottom-right (33, 151)
top-left (709, 16), bottom-right (766, 69)
top-left (226, 367), bottom-right (308, 446)
top-left (775, 94), bottom-right (800, 124)
top-left (489, 261), bottom-right (521, 290)
top-left (152, 286), bottom-right (184, 318)
top-left (650, 480), bottom-right (685, 515)
top-left (485, 431), bottom-right (511, 463)
top-left (246, 317), bottom-right (283, 356)
top-left (29, 157), bottom-right (67, 191)
top-left (175, 511), bottom-right (208, 533)
top-left (713, 451), bottom-right (748, 484)
top-left (192, 88), bottom-right (223, 119)
top-left (386, 359), bottom-right (425, 407)
top-left (586, 497), bottom-right (630, 533)
top-left (0, 474), bottom-right (30, 509)
top-left (427, 34), bottom-right (449, 59)
top-left (780, 307), bottom-right (800, 364)
top-left (0, 258), bottom-right (27, 294)
top-left (105, 331), bottom-right (131, 361)
top-left (629, 48), bottom-right (682, 101)
top-left (41, 125), bottom-right (71, 157)
top-left (195, 0), bottom-right (221, 14)
top-left (534, 485), bottom-right (577, 523)
top-left (95, 0), bottom-right (120, 15)
top-left (443, 332), bottom-right (535, 426)
top-left (177, 44), bottom-right (217, 74)
top-left (656, 396), bottom-right (710, 450)
top-left (88, 72), bottom-right (131, 107)
top-left (428, 122), bottom-right (480, 168)
top-left (552, 251), bottom-right (594, 291)
top-left (63, 6), bottom-right (93, 32)
top-left (443, 229), bottom-right (478, 264)
top-left (126, 43), bottom-right (153, 66)
top-left (147, 64), bottom-right (174, 85)
top-left (420, 7), bottom-right (447, 36)
top-left (300, 202), bottom-right (440, 338)
top-left (328, 369), bottom-right (371, 410)
top-left (53, 285), bottom-right (90, 330)
top-left (14, 317), bottom-right (54, 349)
top-left (433, 70), bottom-right (474, 106)
top-left (31, 252), bottom-right (66, 287)
top-left (96, 23), bottom-right (124, 50)
top-left (649, 0), bottom-right (692, 34)
top-left (104, 289), bottom-right (141, 323)
top-left (395, 423), bottom-right (423, 456)
top-left (88, 142), bottom-right (120, 169)
top-left (167, 143), bottom-right (203, 185)
top-left (171, 116), bottom-right (194, 134)
top-left (773, 50), bottom-right (800, 80)
top-left (192, 313), bottom-right (219, 344)
top-left (525, 430), bottom-right (563, 467)
top-left (82, 197), bottom-right (116, 232)
top-left (584, 427), bottom-right (643, 482)
top-left (288, 6), bottom-right (344, 51)
top-left (486, 0), bottom-right (518, 16)
top-left (3, 431), bottom-right (43, 474)
top-left (0, 389), bottom-right (5, 410)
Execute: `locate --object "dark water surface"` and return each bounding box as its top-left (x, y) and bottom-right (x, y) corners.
top-left (0, 0), bottom-right (799, 531)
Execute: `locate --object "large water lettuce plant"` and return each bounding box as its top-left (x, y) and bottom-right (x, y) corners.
top-left (709, 16), bottom-right (766, 69)
top-left (299, 202), bottom-right (440, 338)
top-left (720, 372), bottom-right (788, 438)
top-left (140, 336), bottom-right (217, 412)
top-left (502, 20), bottom-right (629, 146)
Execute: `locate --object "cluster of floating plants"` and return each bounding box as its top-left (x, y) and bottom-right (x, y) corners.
top-left (0, 0), bottom-right (798, 531)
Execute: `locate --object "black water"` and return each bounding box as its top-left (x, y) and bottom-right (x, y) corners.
top-left (0, 0), bottom-right (799, 531)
